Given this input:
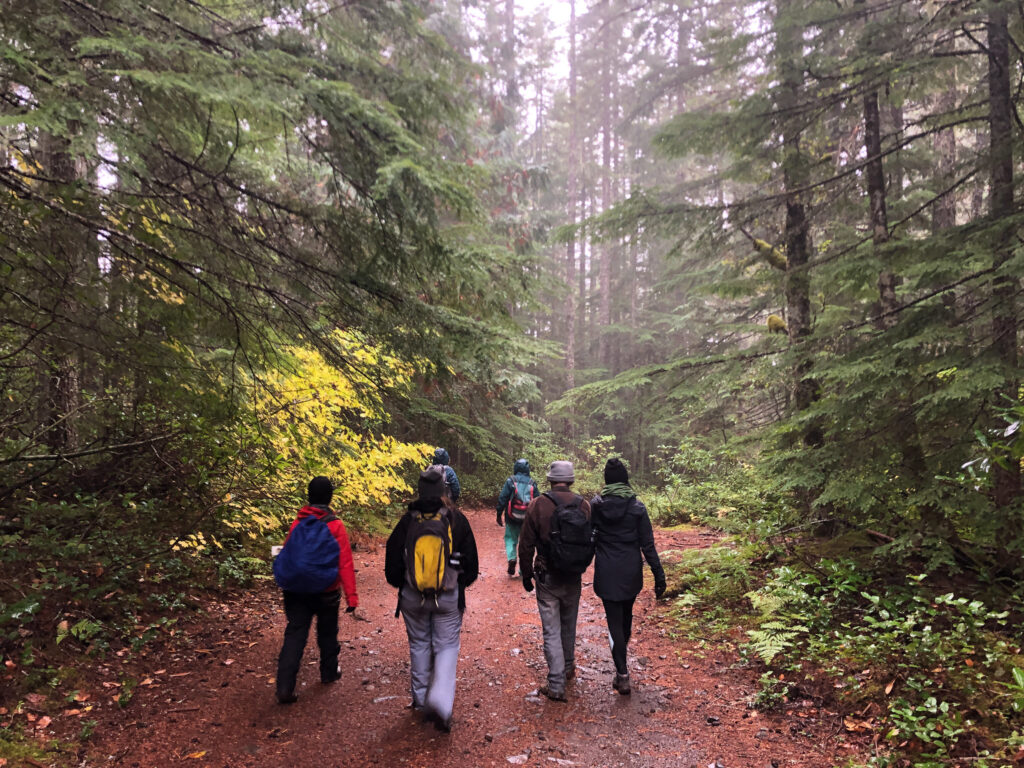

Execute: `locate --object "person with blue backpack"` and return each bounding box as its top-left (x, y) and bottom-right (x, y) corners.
top-left (496, 458), bottom-right (539, 577)
top-left (273, 476), bottom-right (359, 704)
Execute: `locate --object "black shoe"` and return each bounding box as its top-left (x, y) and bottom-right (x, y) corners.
top-left (434, 715), bottom-right (452, 733)
top-left (507, 559), bottom-right (517, 576)
top-left (321, 664), bottom-right (341, 684)
top-left (538, 685), bottom-right (567, 702)
top-left (612, 673), bottom-right (631, 695)
top-left (565, 664), bottom-right (576, 681)
top-left (276, 691), bottom-right (298, 704)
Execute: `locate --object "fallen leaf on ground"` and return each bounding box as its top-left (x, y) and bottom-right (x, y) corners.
top-left (844, 717), bottom-right (874, 733)
top-left (184, 750), bottom-right (207, 759)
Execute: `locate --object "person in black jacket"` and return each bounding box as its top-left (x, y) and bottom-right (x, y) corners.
top-left (591, 457), bottom-right (666, 695)
top-left (384, 468), bottom-right (479, 732)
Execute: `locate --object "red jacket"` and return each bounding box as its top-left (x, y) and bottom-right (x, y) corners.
top-left (285, 505), bottom-right (358, 608)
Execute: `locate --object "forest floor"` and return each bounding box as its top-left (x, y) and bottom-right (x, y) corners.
top-left (69, 506), bottom-right (871, 768)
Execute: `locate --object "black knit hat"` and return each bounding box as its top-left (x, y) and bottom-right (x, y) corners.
top-left (418, 467), bottom-right (445, 499)
top-left (308, 476), bottom-right (334, 505)
top-left (604, 458), bottom-right (629, 485)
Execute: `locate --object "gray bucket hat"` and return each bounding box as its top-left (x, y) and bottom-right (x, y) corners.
top-left (546, 460), bottom-right (575, 484)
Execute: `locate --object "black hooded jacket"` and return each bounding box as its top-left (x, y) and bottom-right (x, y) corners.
top-left (384, 497), bottom-right (479, 611)
top-left (591, 494), bottom-right (665, 602)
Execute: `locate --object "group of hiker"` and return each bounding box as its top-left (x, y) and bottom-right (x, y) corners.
top-left (271, 447), bottom-right (666, 733)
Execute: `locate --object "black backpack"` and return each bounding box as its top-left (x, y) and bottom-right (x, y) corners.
top-left (542, 491), bottom-right (594, 575)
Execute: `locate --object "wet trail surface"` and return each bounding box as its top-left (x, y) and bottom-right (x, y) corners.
top-left (86, 506), bottom-right (863, 767)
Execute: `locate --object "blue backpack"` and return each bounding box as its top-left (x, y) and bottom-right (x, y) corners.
top-left (273, 513), bottom-right (341, 593)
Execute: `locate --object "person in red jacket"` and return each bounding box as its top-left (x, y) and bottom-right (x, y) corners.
top-left (275, 476), bottom-right (358, 704)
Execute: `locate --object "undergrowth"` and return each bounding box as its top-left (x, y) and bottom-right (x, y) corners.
top-left (666, 543), bottom-right (1024, 767)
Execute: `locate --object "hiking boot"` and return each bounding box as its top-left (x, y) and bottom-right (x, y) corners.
top-left (507, 559), bottom-right (517, 577)
top-left (565, 664), bottom-right (576, 682)
top-left (612, 673), bottom-right (631, 696)
top-left (276, 691), bottom-right (298, 704)
top-left (321, 666), bottom-right (341, 684)
top-left (538, 685), bottom-right (567, 702)
top-left (434, 715), bottom-right (452, 733)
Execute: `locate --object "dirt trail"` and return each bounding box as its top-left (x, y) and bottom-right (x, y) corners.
top-left (85, 506), bottom-right (863, 767)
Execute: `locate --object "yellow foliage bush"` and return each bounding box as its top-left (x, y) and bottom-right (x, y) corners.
top-left (202, 330), bottom-right (430, 537)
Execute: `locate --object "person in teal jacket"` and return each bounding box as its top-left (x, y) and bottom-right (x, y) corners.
top-left (495, 458), bottom-right (539, 577)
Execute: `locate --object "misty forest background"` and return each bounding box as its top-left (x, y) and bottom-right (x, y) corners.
top-left (2, 1), bottom-right (1024, 765)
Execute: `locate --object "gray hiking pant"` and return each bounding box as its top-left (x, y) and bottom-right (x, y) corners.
top-left (535, 574), bottom-right (582, 695)
top-left (399, 586), bottom-right (463, 722)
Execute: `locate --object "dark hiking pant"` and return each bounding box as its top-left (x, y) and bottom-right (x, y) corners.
top-left (276, 589), bottom-right (341, 697)
top-left (602, 596), bottom-right (636, 675)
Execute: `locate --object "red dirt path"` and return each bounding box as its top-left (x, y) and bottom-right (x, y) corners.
top-left (83, 506), bottom-right (867, 768)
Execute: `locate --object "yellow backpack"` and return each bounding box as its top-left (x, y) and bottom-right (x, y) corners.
top-left (404, 507), bottom-right (459, 597)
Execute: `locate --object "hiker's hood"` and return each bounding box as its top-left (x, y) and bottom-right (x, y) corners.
top-left (596, 490), bottom-right (634, 521)
top-left (409, 497), bottom-right (445, 515)
top-left (297, 504), bottom-right (332, 520)
top-left (513, 458), bottom-right (530, 475)
top-left (433, 448), bottom-right (451, 465)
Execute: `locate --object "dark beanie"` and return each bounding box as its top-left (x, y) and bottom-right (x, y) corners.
top-left (308, 476), bottom-right (334, 505)
top-left (604, 458), bottom-right (629, 485)
top-left (418, 467), bottom-right (445, 499)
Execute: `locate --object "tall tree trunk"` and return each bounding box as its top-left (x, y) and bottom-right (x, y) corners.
top-left (598, 0), bottom-right (613, 369)
top-left (38, 130), bottom-right (82, 453)
top-left (566, 0), bottom-right (578, 399)
top-left (503, 0), bottom-right (517, 108)
top-left (987, 0), bottom-right (1020, 508)
top-left (776, 0), bottom-right (819, 449)
top-left (864, 88), bottom-right (898, 325)
top-left (932, 85), bottom-right (957, 233)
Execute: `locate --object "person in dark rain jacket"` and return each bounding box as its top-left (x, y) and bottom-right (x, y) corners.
top-left (428, 447), bottom-right (461, 504)
top-left (495, 458), bottom-right (540, 577)
top-left (384, 468), bottom-right (479, 732)
top-left (590, 458), bottom-right (666, 695)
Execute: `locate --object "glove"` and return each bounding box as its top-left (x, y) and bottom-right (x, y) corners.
top-left (522, 576), bottom-right (534, 593)
top-left (496, 511), bottom-right (504, 527)
top-left (654, 577), bottom-right (667, 600)
top-left (345, 606), bottom-right (356, 613)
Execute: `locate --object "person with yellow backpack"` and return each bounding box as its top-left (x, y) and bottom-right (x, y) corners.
top-left (385, 467), bottom-right (478, 732)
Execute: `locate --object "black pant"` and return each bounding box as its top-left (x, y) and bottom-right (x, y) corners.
top-left (602, 597), bottom-right (636, 675)
top-left (276, 589), bottom-right (341, 696)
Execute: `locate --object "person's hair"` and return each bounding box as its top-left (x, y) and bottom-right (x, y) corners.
top-left (308, 476), bottom-right (334, 505)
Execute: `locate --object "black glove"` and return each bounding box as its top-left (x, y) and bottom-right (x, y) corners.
top-left (654, 577), bottom-right (667, 600)
top-left (496, 511), bottom-right (504, 527)
top-left (345, 606), bottom-right (356, 613)
top-left (523, 576), bottom-right (534, 593)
